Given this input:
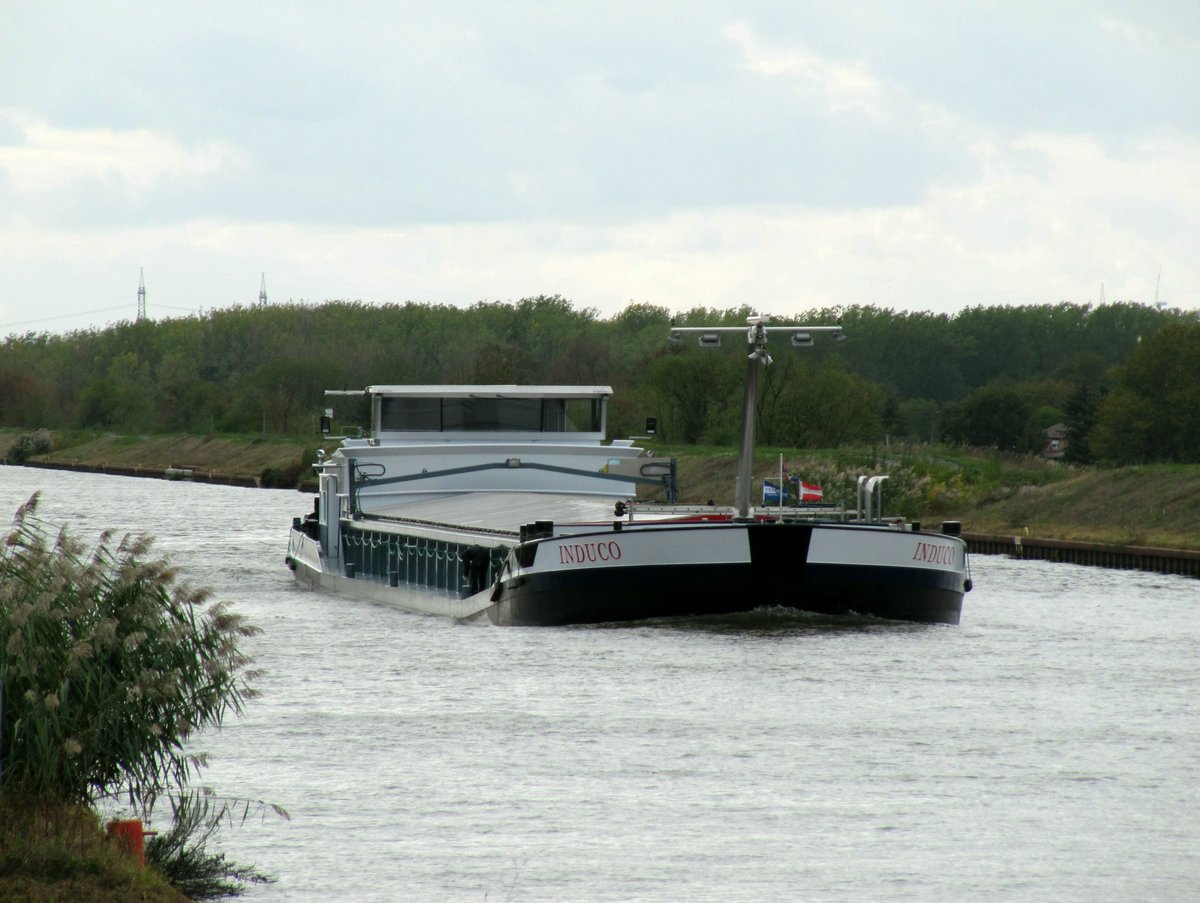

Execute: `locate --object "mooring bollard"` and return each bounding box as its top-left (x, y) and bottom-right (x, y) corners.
top-left (107, 819), bottom-right (149, 866)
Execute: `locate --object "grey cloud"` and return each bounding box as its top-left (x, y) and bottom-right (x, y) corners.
top-left (1, 1), bottom-right (1193, 232)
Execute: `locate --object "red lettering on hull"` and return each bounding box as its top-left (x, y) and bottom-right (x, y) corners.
top-left (912, 541), bottom-right (956, 566)
top-left (558, 540), bottom-right (623, 566)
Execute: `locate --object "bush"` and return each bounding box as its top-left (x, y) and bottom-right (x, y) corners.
top-left (0, 494), bottom-right (260, 811)
top-left (7, 429), bottom-right (54, 464)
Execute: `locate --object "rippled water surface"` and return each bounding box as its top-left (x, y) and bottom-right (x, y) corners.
top-left (3, 468), bottom-right (1197, 901)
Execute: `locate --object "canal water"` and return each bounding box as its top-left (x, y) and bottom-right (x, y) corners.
top-left (2, 467), bottom-right (1197, 901)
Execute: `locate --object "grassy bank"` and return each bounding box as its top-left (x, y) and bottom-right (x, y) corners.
top-left (0, 430), bottom-right (320, 488)
top-left (946, 465), bottom-right (1200, 549)
top-left (0, 799), bottom-right (186, 903)
top-left (4, 429), bottom-right (1199, 550)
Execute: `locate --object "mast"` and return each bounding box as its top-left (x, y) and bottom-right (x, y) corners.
top-left (734, 317), bottom-right (768, 518)
top-left (669, 314), bottom-right (845, 519)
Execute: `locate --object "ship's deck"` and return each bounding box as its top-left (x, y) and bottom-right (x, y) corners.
top-left (355, 491), bottom-right (853, 537)
top-left (359, 492), bottom-right (634, 536)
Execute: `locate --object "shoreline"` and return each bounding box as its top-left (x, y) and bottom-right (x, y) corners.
top-left (10, 457), bottom-right (269, 489)
top-left (7, 457), bottom-right (1199, 581)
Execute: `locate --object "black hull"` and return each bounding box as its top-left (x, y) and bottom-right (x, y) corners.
top-left (292, 518), bottom-right (968, 628)
top-left (488, 561), bottom-right (964, 627)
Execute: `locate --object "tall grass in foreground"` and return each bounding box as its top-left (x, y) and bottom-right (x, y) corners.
top-left (1, 493), bottom-right (277, 897)
top-left (0, 492), bottom-right (260, 810)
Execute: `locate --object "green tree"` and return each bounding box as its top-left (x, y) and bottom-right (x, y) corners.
top-left (834, 306), bottom-right (965, 401)
top-left (944, 382), bottom-right (1031, 450)
top-left (546, 333), bottom-right (614, 385)
top-left (1062, 384), bottom-right (1102, 464)
top-left (251, 356), bottom-right (344, 434)
top-left (459, 339), bottom-right (538, 384)
top-left (896, 397), bottom-right (941, 443)
top-left (77, 378), bottom-right (127, 428)
top-left (771, 360), bottom-right (885, 448)
top-left (4, 298), bottom-right (1198, 442)
top-left (0, 367), bottom-right (53, 427)
top-left (1091, 324), bottom-right (1200, 463)
top-left (645, 349), bottom-right (740, 443)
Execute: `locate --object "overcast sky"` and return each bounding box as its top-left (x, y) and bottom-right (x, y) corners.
top-left (1, 1), bottom-right (1197, 335)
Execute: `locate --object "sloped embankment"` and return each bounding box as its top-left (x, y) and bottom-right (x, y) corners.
top-left (4, 432), bottom-right (313, 488)
top-left (952, 465), bottom-right (1200, 550)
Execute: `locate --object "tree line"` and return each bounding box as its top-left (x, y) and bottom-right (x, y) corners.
top-left (2, 296), bottom-right (1198, 465)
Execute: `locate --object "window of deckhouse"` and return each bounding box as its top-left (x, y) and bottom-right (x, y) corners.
top-left (378, 396), bottom-right (602, 432)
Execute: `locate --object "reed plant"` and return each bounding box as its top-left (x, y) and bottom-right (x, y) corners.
top-left (0, 492), bottom-right (261, 812)
top-left (144, 790), bottom-right (277, 900)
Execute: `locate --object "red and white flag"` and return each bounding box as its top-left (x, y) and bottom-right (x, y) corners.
top-left (800, 482), bottom-right (823, 502)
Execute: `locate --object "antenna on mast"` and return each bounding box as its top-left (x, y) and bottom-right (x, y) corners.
top-left (258, 273), bottom-right (268, 308)
top-left (1155, 268), bottom-right (1163, 310)
top-left (136, 268), bottom-right (147, 321)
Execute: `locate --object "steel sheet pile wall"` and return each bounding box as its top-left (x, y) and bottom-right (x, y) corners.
top-left (964, 532), bottom-right (1200, 577)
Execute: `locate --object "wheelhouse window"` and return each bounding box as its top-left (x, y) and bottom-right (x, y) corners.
top-left (443, 397), bottom-right (542, 431)
top-left (378, 396), bottom-right (603, 432)
top-left (560, 398), bottom-right (601, 432)
top-left (380, 397), bottom-right (441, 431)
